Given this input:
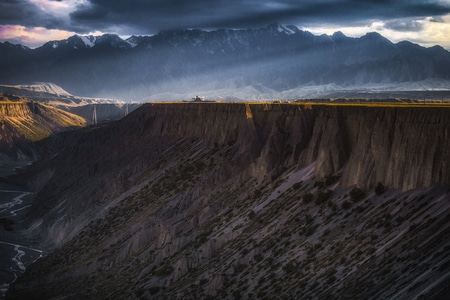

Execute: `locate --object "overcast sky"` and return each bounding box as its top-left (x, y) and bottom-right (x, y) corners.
top-left (0, 0), bottom-right (450, 49)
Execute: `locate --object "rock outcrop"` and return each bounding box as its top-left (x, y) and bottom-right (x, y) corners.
top-left (297, 106), bottom-right (450, 189)
top-left (7, 103), bottom-right (450, 299)
top-left (120, 103), bottom-right (450, 190)
top-left (0, 99), bottom-right (86, 162)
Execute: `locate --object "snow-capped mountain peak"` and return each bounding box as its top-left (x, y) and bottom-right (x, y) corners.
top-left (94, 34), bottom-right (131, 49)
top-left (267, 23), bottom-right (300, 35)
top-left (9, 82), bottom-right (72, 96)
top-left (42, 34), bottom-right (131, 50)
top-left (277, 24), bottom-right (299, 35)
top-left (45, 35), bottom-right (96, 50)
top-left (79, 35), bottom-right (96, 48)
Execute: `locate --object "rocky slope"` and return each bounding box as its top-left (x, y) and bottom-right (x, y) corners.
top-left (0, 83), bottom-right (141, 124)
top-left (6, 103), bottom-right (450, 299)
top-left (0, 96), bottom-right (86, 162)
top-left (0, 84), bottom-right (141, 164)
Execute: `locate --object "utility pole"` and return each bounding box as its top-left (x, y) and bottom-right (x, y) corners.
top-left (92, 105), bottom-right (97, 126)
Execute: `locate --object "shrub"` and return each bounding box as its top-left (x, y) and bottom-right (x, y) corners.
top-left (148, 286), bottom-right (162, 295)
top-left (375, 182), bottom-right (386, 195)
top-left (234, 264), bottom-right (247, 274)
top-left (314, 180), bottom-right (325, 189)
top-left (194, 160), bottom-right (206, 172)
top-left (349, 187), bottom-right (366, 202)
top-left (324, 267), bottom-right (337, 283)
top-left (194, 229), bottom-right (212, 247)
top-left (315, 175), bottom-right (339, 188)
top-left (232, 290), bottom-right (242, 300)
top-left (315, 189), bottom-right (332, 204)
top-left (154, 264), bottom-right (174, 277)
top-left (324, 174), bottom-right (339, 186)
top-left (253, 189), bottom-right (262, 199)
top-left (305, 214), bottom-right (314, 224)
top-left (254, 254), bottom-right (264, 262)
top-left (305, 225), bottom-right (318, 236)
top-left (327, 200), bottom-right (337, 211)
top-left (293, 181), bottom-right (303, 190)
top-left (282, 261), bottom-right (297, 273)
top-left (341, 200), bottom-right (351, 209)
top-left (302, 192), bottom-right (314, 203)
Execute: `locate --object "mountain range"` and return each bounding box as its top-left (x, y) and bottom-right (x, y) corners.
top-left (1, 24), bottom-right (450, 101)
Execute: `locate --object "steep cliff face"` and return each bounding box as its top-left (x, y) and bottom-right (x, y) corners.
top-left (0, 100), bottom-right (86, 161)
top-left (298, 106), bottom-right (450, 189)
top-left (98, 103), bottom-right (450, 190)
top-left (8, 103), bottom-right (450, 299)
top-left (133, 103), bottom-right (450, 189)
top-left (16, 103), bottom-right (450, 248)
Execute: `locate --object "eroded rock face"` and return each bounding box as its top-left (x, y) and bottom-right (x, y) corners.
top-left (299, 106), bottom-right (450, 189)
top-left (0, 101), bottom-right (86, 162)
top-left (8, 103), bottom-right (450, 299)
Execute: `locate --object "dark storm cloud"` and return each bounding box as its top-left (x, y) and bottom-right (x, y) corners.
top-left (0, 0), bottom-right (40, 25)
top-left (66, 0), bottom-right (450, 34)
top-left (71, 4), bottom-right (109, 21)
top-left (0, 0), bottom-right (66, 29)
top-left (1, 0), bottom-right (450, 34)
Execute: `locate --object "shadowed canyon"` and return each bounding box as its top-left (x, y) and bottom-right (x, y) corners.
top-left (1, 103), bottom-right (448, 299)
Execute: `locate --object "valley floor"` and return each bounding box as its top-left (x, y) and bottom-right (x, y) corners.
top-left (0, 182), bottom-right (44, 300)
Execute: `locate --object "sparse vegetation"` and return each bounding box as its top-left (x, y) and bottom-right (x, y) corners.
top-left (293, 181), bottom-right (303, 190)
top-left (314, 174), bottom-right (339, 189)
top-left (302, 192), bottom-right (314, 203)
top-left (148, 286), bottom-right (162, 295)
top-left (154, 264), bottom-right (174, 277)
top-left (282, 260), bottom-right (297, 274)
top-left (349, 187), bottom-right (366, 202)
top-left (316, 189), bottom-right (333, 204)
top-left (375, 182), bottom-right (386, 195)
top-left (324, 175), bottom-right (339, 186)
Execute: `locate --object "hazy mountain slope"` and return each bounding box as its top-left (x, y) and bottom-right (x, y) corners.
top-left (1, 25), bottom-right (449, 100)
top-left (0, 95), bottom-right (86, 162)
top-left (0, 83), bottom-right (141, 125)
top-left (0, 82), bottom-right (113, 104)
top-left (7, 103), bottom-right (450, 299)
